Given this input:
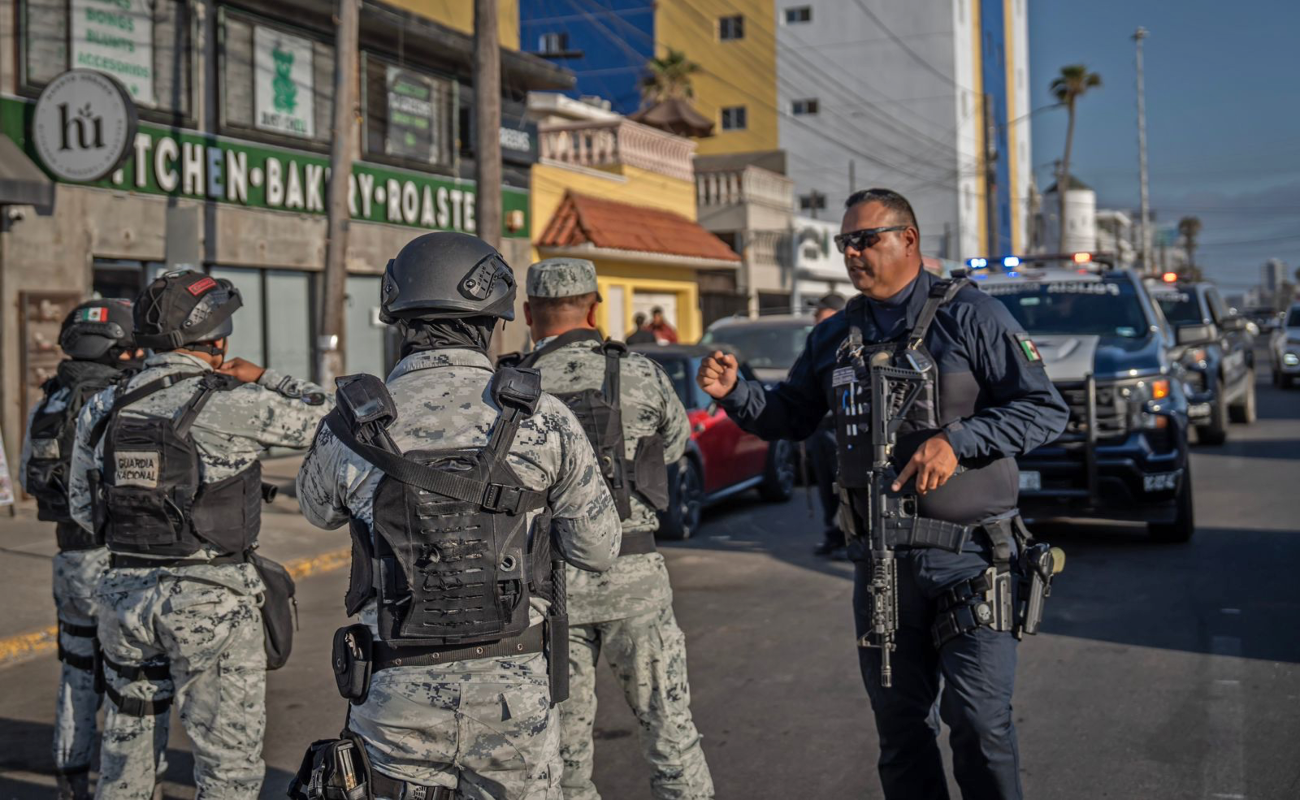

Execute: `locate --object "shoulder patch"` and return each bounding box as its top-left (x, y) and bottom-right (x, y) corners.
top-left (1012, 331), bottom-right (1044, 365)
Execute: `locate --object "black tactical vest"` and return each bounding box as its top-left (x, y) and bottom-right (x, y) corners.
top-left (834, 278), bottom-right (1019, 526)
top-left (26, 361), bottom-right (125, 548)
top-left (326, 367), bottom-right (554, 647)
top-left (514, 330), bottom-right (669, 520)
top-left (93, 373), bottom-right (262, 558)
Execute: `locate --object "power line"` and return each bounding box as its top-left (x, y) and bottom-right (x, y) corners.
top-left (847, 0), bottom-right (975, 94)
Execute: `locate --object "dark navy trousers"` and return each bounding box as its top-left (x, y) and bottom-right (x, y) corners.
top-left (853, 536), bottom-right (1022, 800)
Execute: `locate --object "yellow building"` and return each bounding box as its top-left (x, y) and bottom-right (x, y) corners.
top-left (528, 95), bottom-right (742, 343)
top-left (656, 0), bottom-right (778, 156)
top-left (386, 0), bottom-right (521, 50)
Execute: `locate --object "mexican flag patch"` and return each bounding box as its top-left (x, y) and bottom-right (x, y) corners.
top-left (74, 307), bottom-right (107, 323)
top-left (1014, 332), bottom-right (1042, 363)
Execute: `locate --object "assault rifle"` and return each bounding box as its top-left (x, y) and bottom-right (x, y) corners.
top-left (841, 329), bottom-right (936, 688)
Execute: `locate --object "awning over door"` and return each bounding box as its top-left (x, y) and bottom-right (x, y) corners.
top-left (0, 136), bottom-right (53, 206)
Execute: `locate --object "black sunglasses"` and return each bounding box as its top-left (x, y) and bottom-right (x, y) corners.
top-left (834, 225), bottom-right (909, 254)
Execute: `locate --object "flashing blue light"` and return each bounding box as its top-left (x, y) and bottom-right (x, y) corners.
top-left (1007, 271), bottom-right (1020, 278)
top-left (966, 257), bottom-right (989, 268)
top-left (1003, 256), bottom-right (1021, 268)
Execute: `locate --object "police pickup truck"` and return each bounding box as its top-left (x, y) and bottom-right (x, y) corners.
top-left (1146, 278), bottom-right (1257, 444)
top-left (974, 257), bottom-right (1194, 542)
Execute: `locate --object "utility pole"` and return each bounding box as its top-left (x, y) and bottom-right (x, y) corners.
top-left (474, 0), bottom-right (502, 250)
top-left (1134, 27), bottom-right (1153, 275)
top-left (319, 0), bottom-right (359, 386)
top-left (848, 159), bottom-right (856, 195)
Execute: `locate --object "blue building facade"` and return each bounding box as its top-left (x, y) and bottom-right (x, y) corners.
top-left (518, 0), bottom-right (654, 115)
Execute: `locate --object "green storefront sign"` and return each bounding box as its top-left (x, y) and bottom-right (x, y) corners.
top-left (0, 96), bottom-right (528, 237)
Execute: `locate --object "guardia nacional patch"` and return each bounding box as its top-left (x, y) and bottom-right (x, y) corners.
top-left (1013, 332), bottom-right (1043, 365)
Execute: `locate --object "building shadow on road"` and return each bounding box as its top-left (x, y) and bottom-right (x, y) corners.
top-left (0, 717), bottom-right (296, 800)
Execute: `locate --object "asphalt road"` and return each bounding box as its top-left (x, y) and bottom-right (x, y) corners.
top-left (1, 370), bottom-right (1298, 799)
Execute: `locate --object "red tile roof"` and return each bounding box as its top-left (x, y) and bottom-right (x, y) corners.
top-left (538, 192), bottom-right (741, 263)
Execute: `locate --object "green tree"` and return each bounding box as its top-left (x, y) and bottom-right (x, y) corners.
top-left (1050, 65), bottom-right (1102, 247)
top-left (640, 49), bottom-right (701, 103)
top-left (1177, 216), bottom-right (1202, 271)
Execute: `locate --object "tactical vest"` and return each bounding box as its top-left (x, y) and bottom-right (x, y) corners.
top-left (834, 277), bottom-right (1019, 528)
top-left (92, 372), bottom-right (262, 558)
top-left (513, 329), bottom-right (670, 522)
top-left (26, 361), bottom-right (125, 549)
top-left (325, 366), bottom-right (554, 647)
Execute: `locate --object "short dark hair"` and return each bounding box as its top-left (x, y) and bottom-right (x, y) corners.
top-left (651, 306), bottom-right (664, 315)
top-left (528, 292), bottom-right (599, 327)
top-left (844, 187), bottom-right (919, 233)
top-left (633, 312), bottom-right (647, 325)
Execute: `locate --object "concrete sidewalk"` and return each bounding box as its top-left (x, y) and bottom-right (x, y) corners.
top-left (0, 456), bottom-right (348, 666)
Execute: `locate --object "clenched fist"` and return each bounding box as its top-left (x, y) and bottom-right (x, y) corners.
top-left (697, 351), bottom-right (739, 400)
top-left (216, 357), bottom-right (267, 384)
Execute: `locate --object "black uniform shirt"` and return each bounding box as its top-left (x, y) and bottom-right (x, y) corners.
top-left (718, 269), bottom-right (1069, 468)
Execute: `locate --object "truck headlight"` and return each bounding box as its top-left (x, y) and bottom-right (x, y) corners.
top-left (1116, 377), bottom-right (1173, 429)
top-left (1285, 352), bottom-right (1300, 367)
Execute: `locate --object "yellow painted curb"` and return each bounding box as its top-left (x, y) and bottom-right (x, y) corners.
top-left (0, 546), bottom-right (352, 671)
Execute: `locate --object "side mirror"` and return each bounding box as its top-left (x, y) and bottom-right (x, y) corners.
top-left (1176, 323), bottom-right (1215, 346)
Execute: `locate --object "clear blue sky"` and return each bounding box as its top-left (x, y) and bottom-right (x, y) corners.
top-left (1029, 0), bottom-right (1300, 294)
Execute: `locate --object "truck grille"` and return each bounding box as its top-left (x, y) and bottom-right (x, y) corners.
top-left (1054, 380), bottom-right (1128, 441)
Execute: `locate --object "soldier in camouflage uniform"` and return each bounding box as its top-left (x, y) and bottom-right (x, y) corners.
top-left (295, 233), bottom-right (620, 800)
top-left (19, 299), bottom-right (143, 800)
top-left (516, 259), bottom-right (714, 800)
top-left (68, 271), bottom-right (331, 800)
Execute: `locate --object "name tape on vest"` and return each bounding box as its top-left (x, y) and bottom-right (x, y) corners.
top-left (832, 366), bottom-right (857, 387)
top-left (115, 451), bottom-right (161, 488)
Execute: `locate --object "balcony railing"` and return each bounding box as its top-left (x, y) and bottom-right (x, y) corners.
top-left (538, 119), bottom-right (697, 183)
top-left (696, 166), bottom-right (794, 211)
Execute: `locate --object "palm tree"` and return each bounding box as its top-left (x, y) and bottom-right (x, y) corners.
top-left (1177, 216), bottom-right (1203, 271)
top-left (1050, 65), bottom-right (1102, 247)
top-left (640, 49), bottom-right (701, 104)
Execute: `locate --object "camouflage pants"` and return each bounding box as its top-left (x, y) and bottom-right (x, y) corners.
top-left (348, 646), bottom-right (562, 800)
top-left (559, 605), bottom-right (714, 800)
top-left (52, 548), bottom-right (109, 773)
top-left (96, 573), bottom-right (266, 800)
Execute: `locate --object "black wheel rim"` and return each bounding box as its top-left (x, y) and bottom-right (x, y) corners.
top-left (775, 441), bottom-right (795, 492)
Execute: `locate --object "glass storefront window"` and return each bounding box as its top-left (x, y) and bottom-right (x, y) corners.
top-left (346, 275), bottom-right (385, 377)
top-left (21, 0), bottom-right (192, 119)
top-left (208, 266), bottom-right (265, 365)
top-left (265, 270), bottom-right (314, 378)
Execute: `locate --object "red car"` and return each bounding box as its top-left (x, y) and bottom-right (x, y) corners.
top-left (632, 344), bottom-right (796, 540)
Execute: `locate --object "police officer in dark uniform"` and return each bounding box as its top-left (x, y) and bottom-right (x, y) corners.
top-left (697, 188), bottom-right (1068, 799)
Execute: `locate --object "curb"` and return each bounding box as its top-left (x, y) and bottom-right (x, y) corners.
top-left (0, 546), bottom-right (351, 671)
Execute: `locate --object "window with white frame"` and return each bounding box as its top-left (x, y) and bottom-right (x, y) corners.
top-left (721, 106), bottom-right (747, 130)
top-left (785, 6), bottom-right (812, 23)
top-left (538, 32), bottom-right (569, 54)
top-left (792, 98), bottom-right (819, 116)
top-left (719, 15), bottom-right (744, 41)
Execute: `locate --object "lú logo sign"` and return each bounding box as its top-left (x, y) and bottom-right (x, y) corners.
top-left (32, 70), bottom-right (138, 183)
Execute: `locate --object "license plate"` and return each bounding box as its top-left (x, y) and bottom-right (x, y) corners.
top-left (1143, 471), bottom-right (1181, 492)
top-left (1019, 471), bottom-right (1042, 491)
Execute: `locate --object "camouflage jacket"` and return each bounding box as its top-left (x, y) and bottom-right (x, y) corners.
top-left (68, 351), bottom-right (332, 595)
top-left (295, 347), bottom-right (621, 634)
top-left (528, 333), bottom-right (690, 624)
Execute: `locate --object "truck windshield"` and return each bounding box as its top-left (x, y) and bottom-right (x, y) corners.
top-left (701, 323), bottom-right (813, 371)
top-left (1151, 290), bottom-right (1204, 325)
top-left (1289, 308), bottom-right (1300, 328)
top-left (985, 280), bottom-right (1150, 338)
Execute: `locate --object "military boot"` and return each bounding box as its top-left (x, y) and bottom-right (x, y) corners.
top-left (56, 771), bottom-right (90, 800)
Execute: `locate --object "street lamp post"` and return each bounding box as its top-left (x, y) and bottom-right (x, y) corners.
top-left (1134, 27), bottom-right (1153, 275)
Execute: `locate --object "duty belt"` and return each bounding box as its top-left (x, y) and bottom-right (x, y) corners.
top-left (369, 771), bottom-right (458, 800)
top-left (619, 530), bottom-right (658, 557)
top-left (110, 552), bottom-right (246, 569)
top-left (370, 624), bottom-right (545, 673)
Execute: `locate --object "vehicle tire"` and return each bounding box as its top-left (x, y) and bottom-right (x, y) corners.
top-left (1229, 368), bottom-right (1257, 424)
top-left (658, 458), bottom-right (703, 541)
top-left (758, 439), bottom-right (796, 502)
top-left (1149, 461), bottom-right (1195, 543)
top-left (1195, 383), bottom-right (1229, 445)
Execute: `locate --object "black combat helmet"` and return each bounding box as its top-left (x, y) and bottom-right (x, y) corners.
top-left (59, 299), bottom-right (136, 361)
top-left (134, 270), bottom-right (243, 352)
top-left (380, 232), bottom-right (516, 323)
